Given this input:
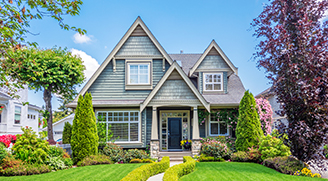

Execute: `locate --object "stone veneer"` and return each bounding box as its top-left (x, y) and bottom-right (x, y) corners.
top-left (150, 140), bottom-right (160, 159)
top-left (192, 139), bottom-right (201, 156)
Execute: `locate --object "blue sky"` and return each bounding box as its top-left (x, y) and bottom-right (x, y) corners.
top-left (27, 0), bottom-right (272, 110)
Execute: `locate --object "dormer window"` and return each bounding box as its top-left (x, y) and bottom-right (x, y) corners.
top-left (203, 73), bottom-right (223, 91)
top-left (128, 63), bottom-right (150, 84)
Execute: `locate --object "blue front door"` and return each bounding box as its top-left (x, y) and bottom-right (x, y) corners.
top-left (168, 118), bottom-right (182, 149)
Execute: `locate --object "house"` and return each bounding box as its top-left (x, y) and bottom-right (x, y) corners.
top-left (256, 87), bottom-right (288, 130)
top-left (0, 87), bottom-right (41, 135)
top-left (67, 17), bottom-right (245, 158)
top-left (41, 113), bottom-right (75, 142)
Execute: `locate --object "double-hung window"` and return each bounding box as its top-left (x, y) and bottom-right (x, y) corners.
top-left (204, 73), bottom-right (223, 91)
top-left (97, 111), bottom-right (139, 142)
top-left (128, 63), bottom-right (150, 84)
top-left (14, 106), bottom-right (21, 124)
top-left (209, 113), bottom-right (228, 136)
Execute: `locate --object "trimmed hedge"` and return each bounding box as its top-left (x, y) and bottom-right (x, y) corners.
top-left (163, 156), bottom-right (196, 181)
top-left (121, 156), bottom-right (170, 181)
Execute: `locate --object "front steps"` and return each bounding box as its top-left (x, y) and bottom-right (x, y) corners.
top-left (158, 151), bottom-right (192, 161)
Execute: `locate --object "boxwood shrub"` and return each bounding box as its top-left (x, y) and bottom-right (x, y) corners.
top-left (121, 156), bottom-right (170, 181)
top-left (163, 156), bottom-right (196, 181)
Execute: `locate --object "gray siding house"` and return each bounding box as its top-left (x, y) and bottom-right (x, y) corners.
top-left (67, 17), bottom-right (245, 158)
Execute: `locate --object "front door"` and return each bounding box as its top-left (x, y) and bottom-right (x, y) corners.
top-left (168, 118), bottom-right (182, 149)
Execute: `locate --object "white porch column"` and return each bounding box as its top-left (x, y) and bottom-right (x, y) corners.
top-left (192, 106), bottom-right (200, 139)
top-left (151, 106), bottom-right (158, 140)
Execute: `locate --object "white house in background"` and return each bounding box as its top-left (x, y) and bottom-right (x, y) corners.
top-left (256, 87), bottom-right (288, 130)
top-left (0, 87), bottom-right (42, 135)
top-left (42, 113), bottom-right (75, 142)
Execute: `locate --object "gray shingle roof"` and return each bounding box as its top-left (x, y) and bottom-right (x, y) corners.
top-left (169, 54), bottom-right (202, 75)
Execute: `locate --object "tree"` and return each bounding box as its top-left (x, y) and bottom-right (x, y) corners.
top-left (252, 0), bottom-right (328, 165)
top-left (3, 47), bottom-right (85, 141)
top-left (0, 0), bottom-right (86, 98)
top-left (71, 93), bottom-right (98, 163)
top-left (62, 122), bottom-right (72, 144)
top-left (235, 90), bottom-right (263, 151)
top-left (255, 98), bottom-right (273, 135)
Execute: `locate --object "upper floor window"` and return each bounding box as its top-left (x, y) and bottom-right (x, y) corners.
top-left (204, 73), bottom-right (223, 91)
top-left (128, 63), bottom-right (150, 84)
top-left (14, 106), bottom-right (21, 124)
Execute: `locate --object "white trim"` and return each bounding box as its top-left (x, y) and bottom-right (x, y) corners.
top-left (127, 62), bottom-right (151, 85)
top-left (189, 40), bottom-right (238, 77)
top-left (203, 73), bottom-right (223, 92)
top-left (208, 113), bottom-right (229, 136)
top-left (14, 106), bottom-right (21, 125)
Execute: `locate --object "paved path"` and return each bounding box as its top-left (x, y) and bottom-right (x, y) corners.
top-left (147, 161), bottom-right (182, 181)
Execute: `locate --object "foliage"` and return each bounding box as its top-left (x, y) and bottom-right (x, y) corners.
top-left (262, 156), bottom-right (304, 175)
top-left (0, 163), bottom-right (51, 176)
top-left (0, 156), bottom-right (23, 173)
top-left (48, 146), bottom-right (65, 158)
top-left (62, 122), bottom-right (72, 144)
top-left (0, 134), bottom-right (16, 148)
top-left (258, 134), bottom-right (291, 161)
top-left (64, 158), bottom-right (73, 167)
top-left (247, 147), bottom-right (262, 163)
top-left (141, 159), bottom-right (154, 163)
top-left (0, 144), bottom-right (7, 164)
top-left (198, 154), bottom-right (225, 162)
top-left (47, 156), bottom-right (67, 170)
top-left (252, 0), bottom-right (328, 164)
top-left (97, 118), bottom-right (113, 145)
top-left (71, 93), bottom-right (99, 163)
top-left (130, 159), bottom-right (142, 163)
top-left (121, 156), bottom-right (170, 181)
top-left (235, 90), bottom-right (263, 151)
top-left (255, 98), bottom-right (273, 135)
top-left (294, 168), bottom-right (321, 178)
top-left (324, 145), bottom-right (328, 159)
top-left (77, 155), bottom-right (113, 167)
top-left (163, 156), bottom-right (196, 181)
top-left (200, 140), bottom-right (231, 160)
top-left (102, 142), bottom-right (124, 163)
top-left (231, 151), bottom-right (250, 162)
top-left (12, 127), bottom-right (50, 164)
top-left (123, 149), bottom-right (150, 163)
top-left (4, 47), bottom-right (85, 141)
top-left (198, 109), bottom-right (238, 130)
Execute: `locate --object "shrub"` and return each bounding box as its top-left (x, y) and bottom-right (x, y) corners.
top-left (71, 93), bottom-right (99, 163)
top-left (48, 146), bottom-right (65, 157)
top-left (64, 158), bottom-right (73, 167)
top-left (231, 151), bottom-right (250, 162)
top-left (324, 145), bottom-right (328, 159)
top-left (258, 134), bottom-right (291, 161)
top-left (62, 122), bottom-right (72, 144)
top-left (0, 164), bottom-right (51, 176)
top-left (123, 149), bottom-right (149, 163)
top-left (0, 156), bottom-right (22, 172)
top-left (163, 156), bottom-right (196, 181)
top-left (121, 156), bottom-right (170, 181)
top-left (77, 154), bottom-right (113, 167)
top-left (247, 147), bottom-right (262, 163)
top-left (47, 156), bottom-right (67, 170)
top-left (0, 144), bottom-right (7, 164)
top-left (130, 159), bottom-right (142, 163)
top-left (102, 142), bottom-right (124, 162)
top-left (200, 140), bottom-right (231, 160)
top-left (262, 156), bottom-right (304, 175)
top-left (235, 90), bottom-right (263, 151)
top-left (142, 159), bottom-right (154, 163)
top-left (12, 127), bottom-right (50, 164)
top-left (0, 134), bottom-right (16, 148)
top-left (198, 154), bottom-right (225, 162)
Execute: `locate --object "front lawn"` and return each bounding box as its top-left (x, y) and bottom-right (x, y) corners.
top-left (180, 162), bottom-right (325, 181)
top-left (0, 164), bottom-right (146, 181)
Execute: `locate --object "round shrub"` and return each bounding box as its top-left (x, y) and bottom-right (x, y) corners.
top-left (48, 146), bottom-right (65, 157)
top-left (258, 134), bottom-right (291, 161)
top-left (0, 144), bottom-right (7, 164)
top-left (64, 158), bottom-right (73, 167)
top-left (102, 143), bottom-right (124, 162)
top-left (263, 156), bottom-right (304, 175)
top-left (130, 159), bottom-right (142, 163)
top-left (123, 149), bottom-right (149, 163)
top-left (200, 141), bottom-right (231, 160)
top-left (231, 151), bottom-right (250, 162)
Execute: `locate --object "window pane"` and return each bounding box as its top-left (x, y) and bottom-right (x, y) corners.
top-left (139, 75), bottom-right (148, 83)
top-left (130, 65), bottom-right (138, 74)
top-left (130, 123), bottom-right (138, 141)
top-left (15, 114), bottom-right (21, 124)
top-left (220, 122), bottom-right (228, 134)
top-left (118, 112), bottom-right (123, 121)
top-left (108, 112), bottom-right (113, 121)
top-left (15, 106), bottom-right (21, 114)
top-left (210, 123), bottom-right (218, 135)
top-left (130, 75), bottom-right (138, 84)
top-left (113, 112), bottom-right (119, 121)
top-left (110, 123), bottom-right (128, 141)
top-left (97, 112), bottom-right (107, 122)
top-left (124, 112), bottom-right (129, 121)
top-left (214, 84), bottom-right (221, 90)
top-left (213, 74), bottom-right (221, 82)
top-left (205, 84), bottom-right (213, 90)
top-left (205, 74), bottom-right (212, 83)
top-left (139, 65), bottom-right (148, 74)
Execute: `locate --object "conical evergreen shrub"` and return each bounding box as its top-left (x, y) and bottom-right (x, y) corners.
top-left (71, 93), bottom-right (99, 163)
top-left (62, 122), bottom-right (72, 144)
top-left (235, 90), bottom-right (263, 151)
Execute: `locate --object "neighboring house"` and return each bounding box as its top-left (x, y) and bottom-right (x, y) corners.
top-left (256, 87), bottom-right (288, 130)
top-left (0, 87), bottom-right (41, 135)
top-left (42, 113), bottom-right (75, 142)
top-left (67, 17), bottom-right (245, 157)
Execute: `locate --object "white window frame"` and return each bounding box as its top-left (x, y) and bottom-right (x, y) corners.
top-left (203, 73), bottom-right (223, 91)
top-left (127, 63), bottom-right (150, 85)
top-left (96, 110), bottom-right (140, 143)
top-left (208, 113), bottom-right (229, 136)
top-left (14, 106), bottom-right (21, 125)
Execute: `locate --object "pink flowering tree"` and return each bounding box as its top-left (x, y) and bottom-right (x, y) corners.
top-left (255, 98), bottom-right (273, 135)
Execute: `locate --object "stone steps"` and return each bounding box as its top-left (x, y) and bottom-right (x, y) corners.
top-left (158, 151), bottom-right (192, 161)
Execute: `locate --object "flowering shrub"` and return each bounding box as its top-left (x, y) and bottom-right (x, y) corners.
top-left (294, 168), bottom-right (321, 178)
top-left (231, 151), bottom-right (250, 162)
top-left (200, 140), bottom-right (231, 160)
top-left (0, 105), bottom-right (3, 111)
top-left (123, 149), bottom-right (149, 163)
top-left (324, 145), bottom-right (328, 159)
top-left (0, 134), bottom-right (16, 148)
top-left (255, 98), bottom-right (273, 135)
top-left (77, 155), bottom-right (113, 167)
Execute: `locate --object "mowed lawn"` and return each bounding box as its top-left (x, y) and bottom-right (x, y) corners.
top-left (0, 163), bottom-right (146, 181)
top-left (180, 162), bottom-right (325, 181)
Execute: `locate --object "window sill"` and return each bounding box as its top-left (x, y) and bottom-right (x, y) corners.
top-left (13, 124), bottom-right (22, 127)
top-left (113, 142), bottom-right (142, 145)
top-left (125, 84), bottom-right (153, 90)
top-left (202, 90), bottom-right (225, 95)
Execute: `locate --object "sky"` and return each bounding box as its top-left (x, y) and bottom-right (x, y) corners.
top-left (23, 0), bottom-right (291, 110)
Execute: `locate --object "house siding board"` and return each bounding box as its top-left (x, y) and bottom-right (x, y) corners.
top-left (116, 36), bottom-right (161, 56)
top-left (198, 55), bottom-right (230, 70)
top-left (152, 59), bottom-right (167, 88)
top-left (199, 72), bottom-right (203, 94)
top-left (224, 72), bottom-right (228, 94)
top-left (152, 80), bottom-right (198, 100)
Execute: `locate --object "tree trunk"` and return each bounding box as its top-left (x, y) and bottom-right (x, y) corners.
top-left (44, 88), bottom-right (54, 141)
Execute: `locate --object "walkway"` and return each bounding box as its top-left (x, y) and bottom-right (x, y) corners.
top-left (147, 161), bottom-right (182, 181)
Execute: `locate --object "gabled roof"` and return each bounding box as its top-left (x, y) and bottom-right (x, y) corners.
top-left (140, 61), bottom-right (210, 112)
top-left (189, 40), bottom-right (238, 76)
top-left (73, 17), bottom-right (173, 102)
top-left (169, 54), bottom-right (202, 75)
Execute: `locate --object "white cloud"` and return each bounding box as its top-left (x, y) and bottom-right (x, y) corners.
top-left (70, 48), bottom-right (100, 80)
top-left (73, 33), bottom-right (92, 44)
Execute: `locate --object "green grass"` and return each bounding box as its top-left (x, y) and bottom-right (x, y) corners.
top-left (180, 162), bottom-right (325, 181)
top-left (0, 163), bottom-right (146, 181)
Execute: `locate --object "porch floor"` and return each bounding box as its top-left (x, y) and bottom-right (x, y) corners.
top-left (158, 151), bottom-right (192, 161)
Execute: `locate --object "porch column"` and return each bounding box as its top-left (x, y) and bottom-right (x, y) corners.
top-left (150, 106), bottom-right (159, 159)
top-left (192, 106), bottom-right (201, 156)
